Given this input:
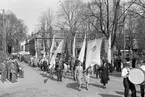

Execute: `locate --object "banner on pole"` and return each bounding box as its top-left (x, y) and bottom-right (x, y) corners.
top-left (50, 35), bottom-right (55, 58)
top-left (72, 35), bottom-right (76, 57)
top-left (85, 38), bottom-right (103, 69)
top-left (49, 40), bottom-right (64, 69)
top-left (78, 34), bottom-right (86, 63)
top-left (107, 35), bottom-right (111, 64)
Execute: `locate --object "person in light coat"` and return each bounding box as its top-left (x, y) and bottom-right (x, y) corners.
top-left (84, 65), bottom-right (92, 90)
top-left (75, 61), bottom-right (83, 91)
top-left (121, 61), bottom-right (136, 97)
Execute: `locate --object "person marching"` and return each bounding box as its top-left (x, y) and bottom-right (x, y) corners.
top-left (140, 60), bottom-right (145, 97)
top-left (84, 65), bottom-right (92, 90)
top-left (43, 57), bottom-right (48, 74)
top-left (71, 56), bottom-right (76, 80)
top-left (75, 61), bottom-right (83, 91)
top-left (99, 58), bottom-right (110, 88)
top-left (56, 55), bottom-right (64, 82)
top-left (121, 61), bottom-right (136, 97)
top-left (94, 64), bottom-right (100, 79)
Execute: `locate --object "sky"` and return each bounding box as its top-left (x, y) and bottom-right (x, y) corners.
top-left (0, 0), bottom-right (130, 35)
top-left (0, 0), bottom-right (61, 35)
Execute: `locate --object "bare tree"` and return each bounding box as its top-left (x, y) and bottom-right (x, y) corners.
top-left (57, 0), bottom-right (85, 55)
top-left (84, 0), bottom-right (136, 49)
top-left (39, 8), bottom-right (54, 54)
top-left (2, 11), bottom-right (28, 53)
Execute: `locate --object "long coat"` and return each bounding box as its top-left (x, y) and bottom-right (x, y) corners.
top-left (99, 62), bottom-right (109, 85)
top-left (75, 65), bottom-right (83, 85)
top-left (84, 67), bottom-right (92, 83)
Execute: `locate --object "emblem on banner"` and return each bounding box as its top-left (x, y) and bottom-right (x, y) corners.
top-left (92, 46), bottom-right (97, 52)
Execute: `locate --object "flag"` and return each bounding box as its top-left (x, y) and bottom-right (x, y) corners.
top-left (85, 38), bottom-right (103, 69)
top-left (78, 34), bottom-right (86, 63)
top-left (50, 35), bottom-right (55, 58)
top-left (72, 35), bottom-right (76, 57)
top-left (107, 34), bottom-right (111, 64)
top-left (49, 40), bottom-right (64, 69)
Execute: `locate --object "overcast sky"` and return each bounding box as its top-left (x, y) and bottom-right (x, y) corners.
top-left (0, 0), bottom-right (61, 34)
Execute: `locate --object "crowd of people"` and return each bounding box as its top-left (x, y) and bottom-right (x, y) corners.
top-left (0, 56), bottom-right (24, 83)
top-left (29, 53), bottom-right (110, 91)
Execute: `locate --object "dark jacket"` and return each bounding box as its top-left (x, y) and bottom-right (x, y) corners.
top-left (99, 62), bottom-right (109, 84)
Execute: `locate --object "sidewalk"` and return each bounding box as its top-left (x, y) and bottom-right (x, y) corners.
top-left (0, 61), bottom-right (44, 89)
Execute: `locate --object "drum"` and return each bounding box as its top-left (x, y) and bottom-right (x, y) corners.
top-left (128, 68), bottom-right (145, 85)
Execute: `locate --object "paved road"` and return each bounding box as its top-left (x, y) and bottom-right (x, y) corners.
top-left (0, 62), bottom-right (141, 97)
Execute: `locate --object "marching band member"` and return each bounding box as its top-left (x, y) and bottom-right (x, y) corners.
top-left (121, 61), bottom-right (136, 97)
top-left (140, 60), bottom-right (145, 97)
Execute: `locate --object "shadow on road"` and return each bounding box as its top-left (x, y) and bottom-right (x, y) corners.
top-left (116, 91), bottom-right (124, 95)
top-left (66, 82), bottom-right (78, 91)
top-left (90, 83), bottom-right (104, 89)
top-left (66, 82), bottom-right (88, 91)
top-left (116, 90), bottom-right (141, 96)
top-left (99, 93), bottom-right (122, 97)
top-left (43, 76), bottom-right (57, 83)
top-left (39, 73), bottom-right (57, 83)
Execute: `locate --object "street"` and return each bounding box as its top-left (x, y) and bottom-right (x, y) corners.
top-left (0, 62), bottom-right (141, 97)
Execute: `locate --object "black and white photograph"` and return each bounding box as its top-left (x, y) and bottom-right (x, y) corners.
top-left (0, 0), bottom-right (145, 97)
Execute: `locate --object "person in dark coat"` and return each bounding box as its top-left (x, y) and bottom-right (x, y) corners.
top-left (71, 56), bottom-right (76, 80)
top-left (57, 57), bottom-right (64, 82)
top-left (10, 61), bottom-right (17, 83)
top-left (94, 64), bottom-right (100, 79)
top-left (117, 57), bottom-right (122, 72)
top-left (132, 57), bottom-right (136, 68)
top-left (43, 57), bottom-right (48, 72)
top-left (99, 59), bottom-right (110, 88)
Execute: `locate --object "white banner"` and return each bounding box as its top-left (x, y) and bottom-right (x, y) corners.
top-left (50, 35), bottom-right (55, 58)
top-left (72, 35), bottom-right (76, 57)
top-left (78, 34), bottom-right (86, 63)
top-left (107, 35), bottom-right (111, 64)
top-left (49, 40), bottom-right (64, 69)
top-left (85, 38), bottom-right (103, 69)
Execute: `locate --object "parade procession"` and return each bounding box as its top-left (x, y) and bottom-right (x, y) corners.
top-left (1, 0), bottom-right (145, 97)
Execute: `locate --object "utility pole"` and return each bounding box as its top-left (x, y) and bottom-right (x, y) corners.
top-left (2, 9), bottom-right (7, 58)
